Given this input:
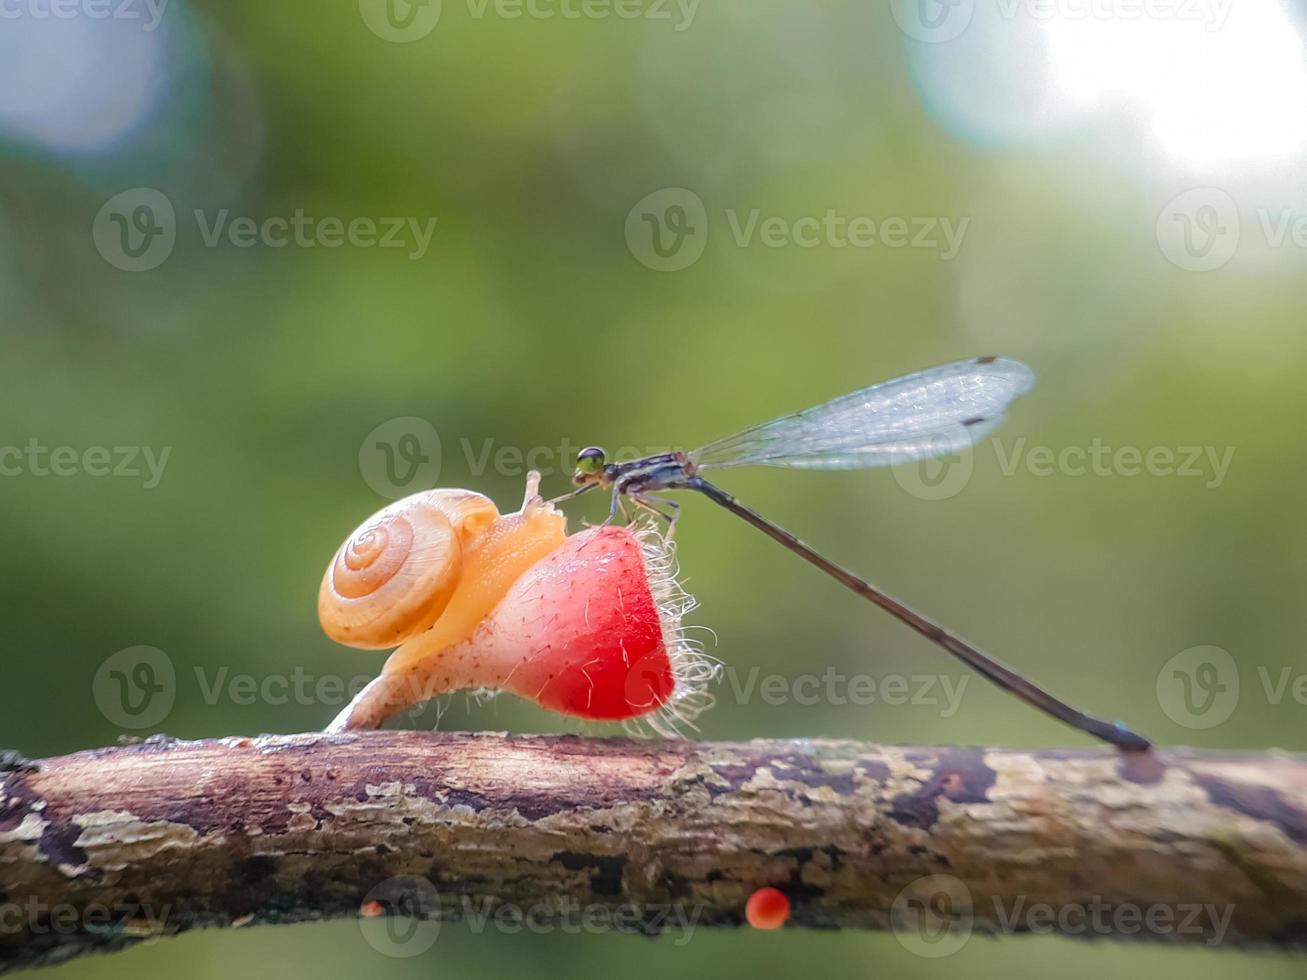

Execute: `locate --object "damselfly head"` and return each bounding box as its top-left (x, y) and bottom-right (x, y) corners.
top-left (573, 445), bottom-right (607, 486)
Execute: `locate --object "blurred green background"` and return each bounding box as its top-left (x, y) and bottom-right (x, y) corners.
top-left (3, 0), bottom-right (1307, 976)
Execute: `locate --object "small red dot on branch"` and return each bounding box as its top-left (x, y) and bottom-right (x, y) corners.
top-left (746, 887), bottom-right (790, 930)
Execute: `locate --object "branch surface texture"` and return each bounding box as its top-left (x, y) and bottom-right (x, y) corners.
top-left (2, 732), bottom-right (1305, 971)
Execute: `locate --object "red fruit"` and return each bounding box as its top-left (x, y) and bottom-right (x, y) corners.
top-left (746, 888), bottom-right (790, 930)
top-left (462, 526), bottom-right (677, 720)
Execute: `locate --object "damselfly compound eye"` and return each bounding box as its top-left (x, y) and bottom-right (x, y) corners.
top-left (575, 446), bottom-right (606, 476)
top-left (322, 473), bottom-right (716, 736)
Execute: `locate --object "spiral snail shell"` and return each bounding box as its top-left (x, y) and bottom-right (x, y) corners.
top-left (320, 473), bottom-right (713, 734)
top-left (319, 483), bottom-right (563, 652)
top-left (319, 488), bottom-right (505, 649)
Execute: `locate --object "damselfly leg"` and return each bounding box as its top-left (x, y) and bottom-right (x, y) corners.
top-left (628, 491), bottom-right (682, 539)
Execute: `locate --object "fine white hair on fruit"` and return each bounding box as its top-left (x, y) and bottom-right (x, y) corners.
top-left (622, 519), bottom-right (721, 739)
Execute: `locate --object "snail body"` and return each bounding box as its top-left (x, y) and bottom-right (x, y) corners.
top-left (319, 474), bottom-right (712, 733)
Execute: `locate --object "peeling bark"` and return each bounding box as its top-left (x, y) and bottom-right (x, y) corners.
top-left (1, 733), bottom-right (1305, 971)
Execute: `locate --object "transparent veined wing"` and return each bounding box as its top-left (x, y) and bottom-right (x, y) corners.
top-left (688, 357), bottom-right (1035, 471)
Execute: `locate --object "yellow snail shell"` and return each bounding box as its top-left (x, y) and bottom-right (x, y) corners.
top-left (318, 489), bottom-right (501, 649)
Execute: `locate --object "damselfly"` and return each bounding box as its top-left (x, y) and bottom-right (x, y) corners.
top-left (555, 356), bottom-right (1151, 751)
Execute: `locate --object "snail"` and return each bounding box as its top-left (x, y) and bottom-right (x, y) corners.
top-left (320, 473), bottom-right (714, 734)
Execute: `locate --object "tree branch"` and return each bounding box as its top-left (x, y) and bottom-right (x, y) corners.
top-left (2, 733), bottom-right (1306, 971)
